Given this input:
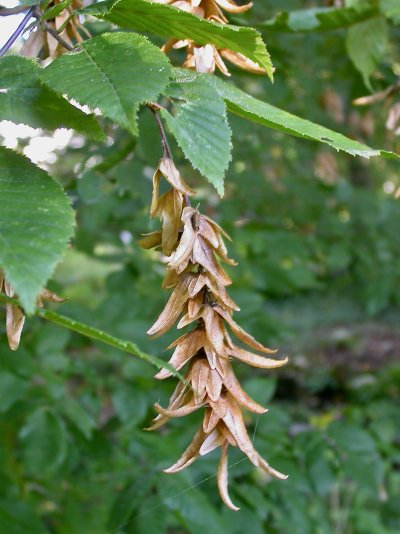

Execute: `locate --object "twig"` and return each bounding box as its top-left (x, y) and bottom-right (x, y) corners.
top-left (43, 20), bottom-right (75, 51)
top-left (149, 106), bottom-right (173, 159)
top-left (0, 5), bottom-right (30, 16)
top-left (0, 6), bottom-right (34, 57)
top-left (0, 293), bottom-right (186, 382)
top-left (148, 104), bottom-right (192, 207)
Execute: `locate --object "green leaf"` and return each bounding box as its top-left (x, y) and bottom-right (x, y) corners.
top-left (0, 147), bottom-right (75, 313)
top-left (111, 383), bottom-right (148, 424)
top-left (380, 0), bottom-right (400, 24)
top-left (42, 0), bottom-right (72, 21)
top-left (107, 474), bottom-right (155, 531)
top-left (346, 17), bottom-right (388, 90)
top-left (19, 408), bottom-right (68, 478)
top-left (261, 5), bottom-right (378, 32)
top-left (0, 56), bottom-right (104, 140)
top-left (212, 77), bottom-right (399, 159)
top-left (0, 500), bottom-right (48, 534)
top-left (40, 32), bottom-right (172, 135)
top-left (0, 372), bottom-right (27, 413)
top-left (62, 397), bottom-right (96, 439)
top-left (161, 72), bottom-right (231, 196)
top-left (102, 0), bottom-right (273, 79)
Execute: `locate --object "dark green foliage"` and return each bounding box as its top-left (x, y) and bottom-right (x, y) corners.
top-left (0, 0), bottom-right (399, 532)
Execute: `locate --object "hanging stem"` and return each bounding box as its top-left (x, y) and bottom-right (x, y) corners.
top-left (0, 6), bottom-right (34, 57)
top-left (149, 106), bottom-right (173, 160)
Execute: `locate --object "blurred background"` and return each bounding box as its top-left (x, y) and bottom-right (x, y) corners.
top-left (0, 0), bottom-right (400, 533)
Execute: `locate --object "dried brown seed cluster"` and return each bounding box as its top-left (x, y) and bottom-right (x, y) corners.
top-left (21, 0), bottom-right (87, 59)
top-left (0, 271), bottom-right (64, 351)
top-left (141, 156), bottom-right (288, 510)
top-left (154, 0), bottom-right (265, 75)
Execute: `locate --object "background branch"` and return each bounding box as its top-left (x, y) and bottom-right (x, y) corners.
top-left (0, 6), bottom-right (34, 56)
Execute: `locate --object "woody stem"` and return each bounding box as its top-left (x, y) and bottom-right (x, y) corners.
top-left (149, 105), bottom-right (191, 208)
top-left (42, 21), bottom-right (75, 51)
top-left (149, 107), bottom-right (173, 160)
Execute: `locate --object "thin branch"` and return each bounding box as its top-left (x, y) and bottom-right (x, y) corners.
top-left (147, 104), bottom-right (192, 206)
top-left (0, 293), bottom-right (185, 381)
top-left (0, 6), bottom-right (34, 57)
top-left (43, 20), bottom-right (75, 51)
top-left (149, 106), bottom-right (173, 159)
top-left (0, 5), bottom-right (30, 16)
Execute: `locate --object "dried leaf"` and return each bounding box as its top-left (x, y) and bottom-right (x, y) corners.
top-left (38, 288), bottom-right (65, 305)
top-left (192, 236), bottom-right (232, 285)
top-left (159, 157), bottom-right (194, 196)
top-left (6, 303), bottom-right (25, 351)
top-left (138, 231), bottom-right (162, 249)
top-left (168, 208), bottom-right (197, 270)
top-left (215, 0), bottom-right (252, 14)
top-left (4, 281), bottom-right (25, 351)
top-left (202, 305), bottom-right (226, 353)
top-left (162, 268), bottom-right (181, 289)
top-left (199, 427), bottom-right (225, 455)
top-left (157, 189), bottom-right (184, 255)
top-left (164, 427), bottom-right (205, 473)
top-left (147, 276), bottom-right (191, 337)
top-left (203, 407), bottom-right (221, 433)
top-left (188, 292), bottom-right (204, 319)
top-left (154, 399), bottom-right (200, 417)
top-left (206, 368), bottom-right (223, 402)
top-left (228, 346), bottom-right (288, 369)
top-left (220, 49), bottom-right (265, 74)
top-left (188, 272), bottom-right (207, 298)
top-left (206, 275), bottom-right (239, 311)
top-left (215, 306), bottom-right (276, 354)
top-left (155, 328), bottom-right (205, 379)
top-left (190, 358), bottom-right (209, 404)
top-left (221, 360), bottom-right (267, 414)
top-left (198, 218), bottom-right (219, 248)
top-left (217, 442), bottom-right (240, 511)
top-left (150, 168), bottom-right (161, 217)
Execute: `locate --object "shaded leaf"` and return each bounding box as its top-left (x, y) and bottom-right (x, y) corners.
top-left (0, 372), bottom-right (27, 413)
top-left (261, 5), bottom-right (378, 32)
top-left (0, 56), bottom-right (103, 140)
top-left (62, 397), bottom-right (96, 439)
top-left (0, 147), bottom-right (75, 314)
top-left (211, 75), bottom-right (399, 159)
top-left (381, 0), bottom-right (400, 24)
top-left (346, 17), bottom-right (388, 91)
top-left (40, 32), bottom-right (172, 135)
top-left (20, 408), bottom-right (68, 478)
top-left (161, 73), bottom-right (231, 196)
top-left (0, 500), bottom-right (48, 534)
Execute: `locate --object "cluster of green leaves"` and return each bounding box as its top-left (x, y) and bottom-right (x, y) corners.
top-left (0, 0), bottom-right (400, 532)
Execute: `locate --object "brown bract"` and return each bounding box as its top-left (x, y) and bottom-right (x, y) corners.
top-left (155, 0), bottom-right (265, 76)
top-left (141, 162), bottom-right (288, 510)
top-left (0, 271), bottom-right (65, 351)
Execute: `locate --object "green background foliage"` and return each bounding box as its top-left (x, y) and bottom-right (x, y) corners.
top-left (0, 0), bottom-right (399, 533)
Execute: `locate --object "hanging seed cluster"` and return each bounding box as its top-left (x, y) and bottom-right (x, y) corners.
top-left (155, 0), bottom-right (266, 75)
top-left (140, 156), bottom-right (288, 511)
